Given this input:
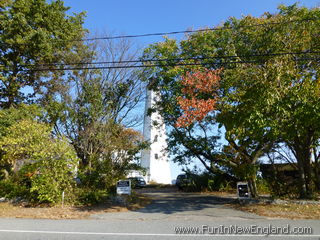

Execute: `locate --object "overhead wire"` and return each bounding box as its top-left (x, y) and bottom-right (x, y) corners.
top-left (79, 18), bottom-right (319, 42)
top-left (0, 17), bottom-right (319, 71)
top-left (0, 55), bottom-right (319, 72)
top-left (1, 50), bottom-right (318, 68)
top-left (0, 17), bottom-right (319, 47)
top-left (79, 18), bottom-right (320, 41)
top-left (0, 50), bottom-right (319, 71)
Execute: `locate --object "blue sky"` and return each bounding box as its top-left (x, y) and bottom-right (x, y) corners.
top-left (62, 0), bottom-right (320, 179)
top-left (63, 0), bottom-right (320, 47)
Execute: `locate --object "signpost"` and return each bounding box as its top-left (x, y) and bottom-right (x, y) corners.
top-left (237, 182), bottom-right (250, 199)
top-left (116, 180), bottom-right (131, 195)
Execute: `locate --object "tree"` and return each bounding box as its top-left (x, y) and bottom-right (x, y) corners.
top-left (142, 39), bottom-right (240, 184)
top-left (76, 121), bottom-right (145, 189)
top-left (176, 69), bottom-right (220, 128)
top-left (44, 35), bottom-right (146, 186)
top-left (0, 119), bottom-right (78, 203)
top-left (170, 69), bottom-right (272, 197)
top-left (142, 4), bottom-right (320, 198)
top-left (0, 0), bottom-right (87, 108)
top-left (0, 104), bottom-right (43, 177)
top-left (215, 5), bottom-right (320, 198)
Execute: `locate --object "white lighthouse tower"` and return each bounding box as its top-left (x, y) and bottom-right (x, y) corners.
top-left (140, 89), bottom-right (172, 184)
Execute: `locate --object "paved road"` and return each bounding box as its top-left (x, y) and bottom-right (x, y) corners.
top-left (0, 187), bottom-right (319, 240)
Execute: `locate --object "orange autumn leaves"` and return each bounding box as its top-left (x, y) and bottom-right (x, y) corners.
top-left (176, 69), bottom-right (221, 127)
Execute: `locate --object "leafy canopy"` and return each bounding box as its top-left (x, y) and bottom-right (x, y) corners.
top-left (0, 0), bottom-right (87, 107)
top-left (142, 4), bottom-right (320, 198)
top-left (0, 119), bottom-right (79, 203)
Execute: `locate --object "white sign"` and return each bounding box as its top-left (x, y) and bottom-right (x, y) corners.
top-left (237, 182), bottom-right (250, 199)
top-left (117, 180), bottom-right (131, 195)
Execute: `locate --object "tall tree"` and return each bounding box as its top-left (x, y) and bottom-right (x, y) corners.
top-left (142, 4), bottom-right (320, 198)
top-left (142, 39), bottom-right (238, 182)
top-left (0, 0), bottom-right (87, 108)
top-left (215, 4), bottom-right (320, 198)
top-left (45, 35), bottom-right (146, 184)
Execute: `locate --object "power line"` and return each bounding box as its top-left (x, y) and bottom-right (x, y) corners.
top-left (0, 17), bottom-right (319, 47)
top-left (31, 50), bottom-right (320, 66)
top-left (77, 18), bottom-right (320, 42)
top-left (2, 56), bottom-right (319, 72)
top-left (1, 50), bottom-right (319, 69)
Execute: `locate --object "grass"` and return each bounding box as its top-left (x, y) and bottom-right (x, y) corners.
top-left (0, 193), bottom-right (152, 219)
top-left (229, 202), bottom-right (320, 219)
top-left (1, 187), bottom-right (319, 220)
top-left (205, 189), bottom-right (320, 220)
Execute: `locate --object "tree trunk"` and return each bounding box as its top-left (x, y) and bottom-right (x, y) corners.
top-left (5, 71), bottom-right (19, 109)
top-left (294, 143), bottom-right (313, 199)
top-left (303, 156), bottom-right (313, 197)
top-left (313, 147), bottom-right (320, 191)
top-left (247, 176), bottom-right (258, 198)
top-left (315, 161), bottom-right (320, 191)
top-left (297, 159), bottom-right (308, 198)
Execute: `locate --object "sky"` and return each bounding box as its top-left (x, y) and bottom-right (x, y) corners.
top-left (63, 0), bottom-right (320, 47)
top-left (62, 0), bottom-right (320, 180)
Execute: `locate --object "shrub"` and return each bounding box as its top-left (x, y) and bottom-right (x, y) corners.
top-left (0, 120), bottom-right (79, 204)
top-left (180, 171), bottom-right (237, 192)
top-left (74, 188), bottom-right (108, 205)
top-left (0, 179), bottom-right (29, 200)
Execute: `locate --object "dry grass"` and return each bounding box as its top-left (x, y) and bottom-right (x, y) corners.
top-left (127, 194), bottom-right (152, 211)
top-left (0, 194), bottom-right (152, 219)
top-left (229, 203), bottom-right (320, 219)
top-left (201, 190), bottom-right (237, 197)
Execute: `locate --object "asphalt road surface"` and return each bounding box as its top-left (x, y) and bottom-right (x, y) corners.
top-left (0, 187), bottom-right (319, 240)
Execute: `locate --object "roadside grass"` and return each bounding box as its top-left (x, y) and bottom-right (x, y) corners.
top-left (0, 193), bottom-right (152, 219)
top-left (127, 194), bottom-right (152, 211)
top-left (202, 189), bottom-right (320, 220)
top-left (145, 183), bottom-right (173, 189)
top-left (1, 186), bottom-right (319, 220)
top-left (201, 190), bottom-right (237, 197)
top-left (228, 203), bottom-right (320, 220)
top-left (195, 188), bottom-right (320, 220)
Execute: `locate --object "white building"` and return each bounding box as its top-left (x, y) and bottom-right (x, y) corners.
top-left (140, 89), bottom-right (172, 184)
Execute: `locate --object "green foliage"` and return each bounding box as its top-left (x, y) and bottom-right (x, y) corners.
top-left (76, 122), bottom-right (145, 190)
top-left (46, 37), bottom-right (146, 192)
top-left (0, 1), bottom-right (145, 205)
top-left (179, 171), bottom-right (235, 192)
top-left (215, 5), bottom-right (320, 198)
top-left (74, 188), bottom-right (107, 205)
top-left (185, 173), bottom-right (213, 192)
top-left (0, 119), bottom-right (79, 203)
top-left (255, 178), bottom-right (270, 195)
top-left (0, 0), bottom-right (87, 107)
top-left (0, 104), bottom-right (44, 176)
top-left (142, 4), bottom-right (320, 198)
top-left (0, 104), bottom-right (43, 138)
top-left (0, 178), bottom-right (29, 199)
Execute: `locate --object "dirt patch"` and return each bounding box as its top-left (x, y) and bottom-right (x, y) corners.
top-left (229, 203), bottom-right (320, 219)
top-left (0, 194), bottom-right (152, 219)
top-left (200, 190), bottom-right (237, 198)
top-left (136, 185), bottom-right (178, 193)
top-left (126, 194), bottom-right (153, 211)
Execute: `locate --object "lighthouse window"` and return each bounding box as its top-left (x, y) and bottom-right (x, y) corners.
top-left (154, 153), bottom-right (159, 159)
top-left (154, 135), bottom-right (158, 142)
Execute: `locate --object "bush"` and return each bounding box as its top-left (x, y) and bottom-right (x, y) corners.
top-left (0, 179), bottom-right (16, 197)
top-left (0, 120), bottom-right (79, 204)
top-left (74, 188), bottom-right (108, 205)
top-left (255, 178), bottom-right (270, 195)
top-left (179, 171), bottom-right (237, 192)
top-left (0, 179), bottom-right (29, 200)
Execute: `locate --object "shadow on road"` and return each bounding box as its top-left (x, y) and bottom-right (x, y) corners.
top-left (134, 186), bottom-right (237, 215)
